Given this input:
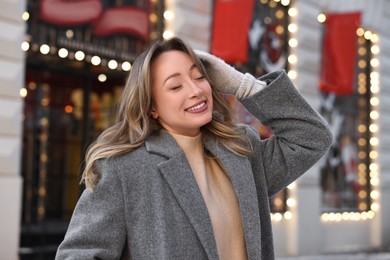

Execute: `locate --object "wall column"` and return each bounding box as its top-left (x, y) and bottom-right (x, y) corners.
top-left (0, 0), bottom-right (26, 259)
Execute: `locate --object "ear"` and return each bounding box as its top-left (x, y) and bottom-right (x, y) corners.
top-left (148, 108), bottom-right (158, 119)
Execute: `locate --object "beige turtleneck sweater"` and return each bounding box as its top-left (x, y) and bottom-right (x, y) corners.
top-left (170, 132), bottom-right (247, 260)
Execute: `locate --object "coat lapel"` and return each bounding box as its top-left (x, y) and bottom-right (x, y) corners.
top-left (205, 135), bottom-right (263, 259)
top-left (145, 130), bottom-right (263, 259)
top-left (145, 131), bottom-right (219, 259)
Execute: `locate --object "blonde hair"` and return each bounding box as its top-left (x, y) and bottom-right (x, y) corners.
top-left (82, 37), bottom-right (252, 189)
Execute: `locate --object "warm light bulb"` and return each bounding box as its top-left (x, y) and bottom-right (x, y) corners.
top-left (20, 88), bottom-right (27, 98)
top-left (40, 44), bottom-right (50, 55)
top-left (370, 97), bottom-right (379, 106)
top-left (21, 41), bottom-right (30, 52)
top-left (287, 182), bottom-right (296, 189)
top-left (122, 61), bottom-right (132, 71)
top-left (364, 31), bottom-right (372, 40)
top-left (163, 30), bottom-right (174, 39)
top-left (370, 34), bottom-right (379, 43)
top-left (288, 54), bottom-right (297, 64)
top-left (370, 58), bottom-right (379, 67)
top-left (370, 111), bottom-right (379, 120)
top-left (288, 23), bottom-right (298, 33)
top-left (371, 202), bottom-right (380, 211)
top-left (288, 7), bottom-right (297, 17)
top-left (370, 190), bottom-right (379, 199)
top-left (58, 48), bottom-right (68, 58)
top-left (164, 10), bottom-right (174, 20)
top-left (75, 51), bottom-right (85, 61)
top-left (286, 198), bottom-right (296, 207)
top-left (22, 11), bottom-right (30, 21)
top-left (66, 29), bottom-right (74, 38)
top-left (369, 124), bottom-right (378, 133)
top-left (274, 213), bottom-right (283, 221)
top-left (281, 0), bottom-right (290, 6)
top-left (288, 70), bottom-right (297, 79)
top-left (369, 163), bottom-right (378, 172)
top-left (98, 74), bottom-right (107, 82)
top-left (108, 60), bottom-right (118, 70)
top-left (284, 211), bottom-right (293, 220)
top-left (288, 38), bottom-right (298, 48)
top-left (317, 13), bottom-right (326, 23)
top-left (91, 56), bottom-right (101, 66)
top-left (371, 45), bottom-right (380, 55)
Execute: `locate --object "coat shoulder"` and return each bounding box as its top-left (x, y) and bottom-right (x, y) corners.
top-left (95, 143), bottom-right (165, 182)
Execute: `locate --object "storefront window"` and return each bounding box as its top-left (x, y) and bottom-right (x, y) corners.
top-left (318, 14), bottom-right (374, 213)
top-left (20, 67), bottom-right (127, 258)
top-left (20, 0), bottom-right (163, 258)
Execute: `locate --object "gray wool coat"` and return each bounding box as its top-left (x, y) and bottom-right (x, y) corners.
top-left (55, 70), bottom-right (333, 260)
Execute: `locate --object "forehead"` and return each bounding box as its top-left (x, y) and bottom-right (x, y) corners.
top-left (151, 51), bottom-right (196, 76)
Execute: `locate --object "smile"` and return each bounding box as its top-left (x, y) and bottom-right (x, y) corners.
top-left (186, 101), bottom-right (207, 112)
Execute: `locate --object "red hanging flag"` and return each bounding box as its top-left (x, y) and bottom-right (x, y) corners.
top-left (92, 7), bottom-right (149, 40)
top-left (319, 12), bottom-right (361, 95)
top-left (39, 0), bottom-right (103, 26)
top-left (211, 0), bottom-right (254, 63)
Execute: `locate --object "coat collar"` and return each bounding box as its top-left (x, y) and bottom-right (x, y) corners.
top-left (145, 129), bottom-right (262, 259)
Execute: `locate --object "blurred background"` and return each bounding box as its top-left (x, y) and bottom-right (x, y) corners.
top-left (0, 0), bottom-right (389, 259)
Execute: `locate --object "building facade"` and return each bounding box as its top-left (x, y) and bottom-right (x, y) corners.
top-left (0, 0), bottom-right (26, 259)
top-left (0, 0), bottom-right (389, 259)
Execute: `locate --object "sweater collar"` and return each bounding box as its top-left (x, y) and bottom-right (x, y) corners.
top-left (145, 129), bottom-right (224, 158)
top-left (169, 132), bottom-right (203, 158)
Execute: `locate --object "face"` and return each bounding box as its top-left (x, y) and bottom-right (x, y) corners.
top-left (150, 50), bottom-right (213, 136)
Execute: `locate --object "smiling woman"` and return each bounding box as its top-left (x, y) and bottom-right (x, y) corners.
top-left (55, 37), bottom-right (332, 260)
top-left (149, 50), bottom-right (214, 136)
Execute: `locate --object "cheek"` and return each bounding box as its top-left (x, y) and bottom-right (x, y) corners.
top-left (155, 93), bottom-right (183, 115)
top-left (205, 85), bottom-right (213, 100)
top-left (202, 82), bottom-right (213, 95)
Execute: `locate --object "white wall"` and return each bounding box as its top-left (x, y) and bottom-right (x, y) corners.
top-left (290, 0), bottom-right (390, 255)
top-left (377, 2), bottom-right (390, 249)
top-left (167, 0), bottom-right (213, 51)
top-left (0, 0), bottom-right (26, 259)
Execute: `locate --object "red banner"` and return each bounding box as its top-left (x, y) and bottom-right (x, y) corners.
top-left (211, 0), bottom-right (254, 63)
top-left (92, 7), bottom-right (149, 40)
top-left (39, 1), bottom-right (149, 40)
top-left (319, 12), bottom-right (361, 95)
top-left (40, 0), bottom-right (103, 26)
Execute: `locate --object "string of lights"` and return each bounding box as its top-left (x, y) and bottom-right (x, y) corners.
top-left (318, 14), bottom-right (381, 222)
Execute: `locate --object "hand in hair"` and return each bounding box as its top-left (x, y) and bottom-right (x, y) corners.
top-left (195, 50), bottom-right (267, 99)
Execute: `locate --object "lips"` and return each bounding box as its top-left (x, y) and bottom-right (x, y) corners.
top-left (185, 101), bottom-right (207, 112)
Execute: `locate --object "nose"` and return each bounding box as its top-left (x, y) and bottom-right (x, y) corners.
top-left (187, 80), bottom-right (203, 98)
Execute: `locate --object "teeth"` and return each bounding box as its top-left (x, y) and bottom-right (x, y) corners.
top-left (187, 102), bottom-right (206, 112)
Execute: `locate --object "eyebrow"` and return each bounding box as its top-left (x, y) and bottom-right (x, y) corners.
top-left (163, 64), bottom-right (197, 86)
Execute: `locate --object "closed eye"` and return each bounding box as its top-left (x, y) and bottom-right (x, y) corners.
top-left (194, 75), bottom-right (205, 80)
top-left (170, 85), bottom-right (182, 91)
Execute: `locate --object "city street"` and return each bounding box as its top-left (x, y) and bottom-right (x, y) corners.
top-left (278, 252), bottom-right (390, 260)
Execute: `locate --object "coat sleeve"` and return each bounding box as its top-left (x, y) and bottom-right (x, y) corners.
top-left (240, 70), bottom-right (333, 197)
top-left (55, 159), bottom-right (127, 259)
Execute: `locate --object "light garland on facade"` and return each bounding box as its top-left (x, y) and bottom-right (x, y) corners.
top-left (271, 182), bottom-right (296, 222)
top-left (318, 14), bottom-right (381, 222)
top-left (21, 39), bottom-right (133, 73)
top-left (271, 0), bottom-right (297, 222)
top-left (163, 0), bottom-right (175, 39)
top-left (367, 29), bottom-right (380, 217)
top-left (37, 84), bottom-right (50, 221)
top-left (20, 4), bottom-right (162, 82)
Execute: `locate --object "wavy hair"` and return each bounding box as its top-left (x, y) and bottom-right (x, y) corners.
top-left (82, 37), bottom-right (252, 189)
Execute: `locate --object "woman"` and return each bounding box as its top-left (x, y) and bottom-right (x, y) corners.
top-left (56, 37), bottom-right (332, 259)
